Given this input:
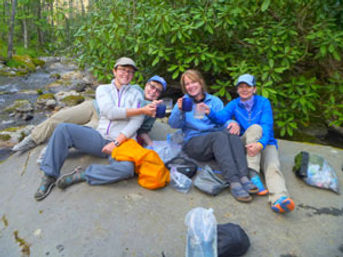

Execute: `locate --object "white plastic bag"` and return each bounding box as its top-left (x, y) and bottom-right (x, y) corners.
top-left (151, 140), bottom-right (182, 163)
top-left (185, 207), bottom-right (217, 257)
top-left (293, 151), bottom-right (340, 193)
top-left (170, 167), bottom-right (192, 193)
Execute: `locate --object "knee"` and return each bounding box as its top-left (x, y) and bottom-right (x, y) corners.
top-left (54, 123), bottom-right (72, 136)
top-left (246, 124), bottom-right (262, 137)
top-left (55, 123), bottom-right (68, 131)
top-left (213, 131), bottom-right (228, 142)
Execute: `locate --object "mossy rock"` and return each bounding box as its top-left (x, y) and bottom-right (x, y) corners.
top-left (50, 73), bottom-right (61, 79)
top-left (37, 93), bottom-right (55, 100)
top-left (0, 69), bottom-right (28, 77)
top-left (46, 80), bottom-right (71, 88)
top-left (4, 99), bottom-right (31, 112)
top-left (32, 57), bottom-right (45, 67)
top-left (61, 95), bottom-right (85, 106)
top-left (1, 126), bottom-right (24, 133)
top-left (0, 134), bottom-right (11, 141)
top-left (9, 55), bottom-right (36, 72)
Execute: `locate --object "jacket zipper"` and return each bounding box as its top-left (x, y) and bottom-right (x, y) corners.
top-left (106, 84), bottom-right (126, 135)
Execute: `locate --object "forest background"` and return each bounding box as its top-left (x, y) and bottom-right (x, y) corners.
top-left (1, 0), bottom-right (343, 142)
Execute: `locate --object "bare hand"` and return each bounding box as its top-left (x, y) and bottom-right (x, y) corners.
top-left (143, 103), bottom-right (157, 117)
top-left (227, 122), bottom-right (240, 135)
top-left (102, 142), bottom-right (116, 155)
top-left (197, 102), bottom-right (210, 115)
top-left (245, 142), bottom-right (262, 157)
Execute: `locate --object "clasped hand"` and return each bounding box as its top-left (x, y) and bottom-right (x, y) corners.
top-left (143, 100), bottom-right (162, 117)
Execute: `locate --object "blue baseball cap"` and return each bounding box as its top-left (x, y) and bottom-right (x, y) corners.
top-left (236, 74), bottom-right (256, 87)
top-left (148, 75), bottom-right (167, 92)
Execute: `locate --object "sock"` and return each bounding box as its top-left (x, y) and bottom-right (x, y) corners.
top-left (240, 176), bottom-right (250, 184)
top-left (248, 168), bottom-right (258, 178)
top-left (72, 170), bottom-right (86, 182)
top-left (230, 182), bottom-right (242, 190)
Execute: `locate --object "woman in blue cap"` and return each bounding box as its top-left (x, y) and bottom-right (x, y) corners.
top-left (203, 74), bottom-right (295, 214)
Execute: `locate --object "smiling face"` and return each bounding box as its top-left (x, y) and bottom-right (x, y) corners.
top-left (144, 81), bottom-right (163, 101)
top-left (237, 83), bottom-right (256, 101)
top-left (112, 65), bottom-right (135, 87)
top-left (183, 75), bottom-right (204, 101)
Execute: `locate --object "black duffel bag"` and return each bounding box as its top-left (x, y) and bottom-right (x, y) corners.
top-left (165, 156), bottom-right (198, 178)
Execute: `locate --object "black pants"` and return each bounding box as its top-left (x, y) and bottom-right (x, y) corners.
top-left (183, 131), bottom-right (248, 183)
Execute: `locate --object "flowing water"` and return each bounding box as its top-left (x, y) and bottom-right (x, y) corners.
top-left (0, 58), bottom-right (81, 161)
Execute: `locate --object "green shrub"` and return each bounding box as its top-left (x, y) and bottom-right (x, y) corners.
top-left (71, 0), bottom-right (343, 136)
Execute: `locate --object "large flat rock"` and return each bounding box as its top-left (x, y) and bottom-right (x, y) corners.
top-left (0, 122), bottom-right (343, 257)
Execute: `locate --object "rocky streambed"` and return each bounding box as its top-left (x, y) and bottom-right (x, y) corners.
top-left (0, 56), bottom-right (98, 161)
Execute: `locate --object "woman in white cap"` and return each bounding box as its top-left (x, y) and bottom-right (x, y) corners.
top-left (33, 57), bottom-right (167, 201)
top-left (13, 59), bottom-right (167, 156)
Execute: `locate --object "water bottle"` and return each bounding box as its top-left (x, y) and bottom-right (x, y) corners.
top-left (170, 167), bottom-right (192, 193)
top-left (185, 207), bottom-right (217, 257)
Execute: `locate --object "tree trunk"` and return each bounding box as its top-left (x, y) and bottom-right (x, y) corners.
top-left (69, 0), bottom-right (73, 20)
top-left (7, 0), bottom-right (16, 59)
top-left (87, 0), bottom-right (93, 11)
top-left (50, 0), bottom-right (54, 27)
top-left (79, 0), bottom-right (85, 16)
top-left (36, 0), bottom-right (43, 46)
top-left (22, 18), bottom-right (27, 49)
top-left (2, 0), bottom-right (9, 41)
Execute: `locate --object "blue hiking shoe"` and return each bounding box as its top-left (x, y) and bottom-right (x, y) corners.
top-left (271, 196), bottom-right (295, 213)
top-left (251, 175), bottom-right (268, 196)
top-left (34, 175), bottom-right (56, 201)
top-left (56, 166), bottom-right (86, 189)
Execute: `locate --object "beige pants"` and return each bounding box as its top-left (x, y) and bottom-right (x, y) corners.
top-left (241, 124), bottom-right (289, 203)
top-left (31, 100), bottom-right (99, 144)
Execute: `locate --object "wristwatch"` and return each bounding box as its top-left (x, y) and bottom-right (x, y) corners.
top-left (113, 140), bottom-right (120, 147)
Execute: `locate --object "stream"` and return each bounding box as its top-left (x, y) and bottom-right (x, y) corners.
top-left (0, 57), bottom-right (89, 161)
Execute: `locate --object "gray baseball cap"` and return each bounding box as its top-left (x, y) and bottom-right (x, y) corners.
top-left (114, 57), bottom-right (138, 71)
top-left (236, 74), bottom-right (256, 87)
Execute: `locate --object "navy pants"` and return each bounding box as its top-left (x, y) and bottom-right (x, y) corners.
top-left (41, 123), bottom-right (134, 185)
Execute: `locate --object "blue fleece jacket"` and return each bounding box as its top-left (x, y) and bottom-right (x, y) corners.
top-left (207, 94), bottom-right (278, 148)
top-left (168, 93), bottom-right (225, 143)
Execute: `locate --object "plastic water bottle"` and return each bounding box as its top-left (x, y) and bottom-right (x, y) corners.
top-left (170, 167), bottom-right (192, 193)
top-left (185, 207), bottom-right (217, 257)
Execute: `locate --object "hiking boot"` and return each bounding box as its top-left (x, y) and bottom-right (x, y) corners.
top-left (34, 175), bottom-right (56, 201)
top-left (56, 166), bottom-right (86, 189)
top-left (12, 135), bottom-right (37, 152)
top-left (251, 175), bottom-right (268, 196)
top-left (271, 196), bottom-right (295, 213)
top-left (36, 146), bottom-right (47, 165)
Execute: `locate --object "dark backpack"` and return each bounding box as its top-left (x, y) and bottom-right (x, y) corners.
top-left (165, 157), bottom-right (198, 178)
top-left (217, 223), bottom-right (250, 257)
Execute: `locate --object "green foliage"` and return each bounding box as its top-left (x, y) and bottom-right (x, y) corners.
top-left (1, 0), bottom-right (342, 137)
top-left (70, 0), bottom-right (343, 136)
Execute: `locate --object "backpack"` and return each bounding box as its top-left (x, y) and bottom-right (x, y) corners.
top-left (165, 156), bottom-right (198, 178)
top-left (217, 223), bottom-right (250, 257)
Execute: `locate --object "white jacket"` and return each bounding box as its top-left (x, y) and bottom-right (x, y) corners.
top-left (96, 81), bottom-right (144, 141)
